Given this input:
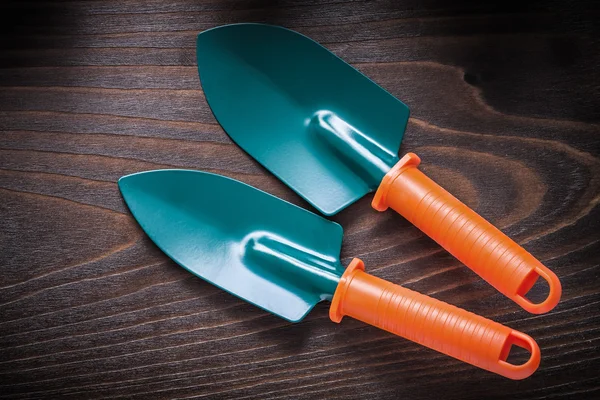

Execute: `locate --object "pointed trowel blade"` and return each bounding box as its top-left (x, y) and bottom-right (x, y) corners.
top-left (196, 23), bottom-right (410, 215)
top-left (119, 170), bottom-right (345, 322)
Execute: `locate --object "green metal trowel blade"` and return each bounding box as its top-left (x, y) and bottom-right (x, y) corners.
top-left (196, 23), bottom-right (410, 215)
top-left (118, 170), bottom-right (345, 322)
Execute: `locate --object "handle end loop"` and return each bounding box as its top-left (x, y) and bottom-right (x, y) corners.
top-left (496, 330), bottom-right (541, 380)
top-left (514, 265), bottom-right (562, 314)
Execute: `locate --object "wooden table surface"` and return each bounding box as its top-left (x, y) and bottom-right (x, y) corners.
top-left (1, 1), bottom-right (599, 399)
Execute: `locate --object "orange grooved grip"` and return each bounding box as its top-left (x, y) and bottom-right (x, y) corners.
top-left (372, 153), bottom-right (561, 314)
top-left (330, 259), bottom-right (540, 380)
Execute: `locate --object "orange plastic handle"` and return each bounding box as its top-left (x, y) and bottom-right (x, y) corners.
top-left (330, 259), bottom-right (540, 380)
top-left (372, 153), bottom-right (561, 314)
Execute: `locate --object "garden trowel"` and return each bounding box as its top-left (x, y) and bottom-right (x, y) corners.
top-left (195, 23), bottom-right (561, 314)
top-left (119, 169), bottom-right (540, 379)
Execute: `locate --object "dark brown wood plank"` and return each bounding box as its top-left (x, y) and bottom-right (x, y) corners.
top-left (1, 1), bottom-right (599, 399)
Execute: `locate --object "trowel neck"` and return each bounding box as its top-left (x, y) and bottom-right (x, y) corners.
top-left (242, 231), bottom-right (344, 299)
top-left (309, 110), bottom-right (398, 186)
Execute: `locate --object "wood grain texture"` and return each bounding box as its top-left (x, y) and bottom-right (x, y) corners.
top-left (1, 1), bottom-right (599, 399)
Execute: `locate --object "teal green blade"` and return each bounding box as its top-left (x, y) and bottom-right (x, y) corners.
top-left (118, 170), bottom-right (345, 322)
top-left (196, 23), bottom-right (410, 215)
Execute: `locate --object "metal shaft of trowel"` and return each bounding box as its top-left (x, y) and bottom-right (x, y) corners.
top-left (243, 231), bottom-right (344, 300)
top-left (310, 110), bottom-right (398, 186)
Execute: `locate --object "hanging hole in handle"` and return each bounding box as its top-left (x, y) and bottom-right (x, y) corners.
top-left (514, 266), bottom-right (562, 314)
top-left (518, 270), bottom-right (549, 304)
top-left (504, 340), bottom-right (532, 365)
top-left (497, 331), bottom-right (541, 380)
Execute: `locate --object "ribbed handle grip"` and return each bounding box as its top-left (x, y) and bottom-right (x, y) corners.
top-left (330, 259), bottom-right (540, 380)
top-left (372, 153), bottom-right (561, 314)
